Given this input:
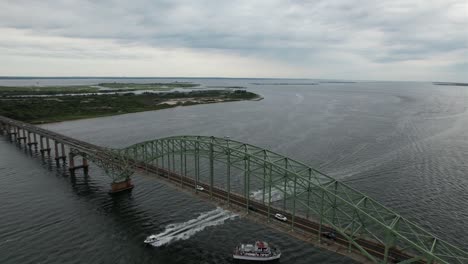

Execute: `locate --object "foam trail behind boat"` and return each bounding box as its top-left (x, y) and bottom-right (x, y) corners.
top-left (148, 207), bottom-right (237, 247)
top-left (250, 186), bottom-right (294, 203)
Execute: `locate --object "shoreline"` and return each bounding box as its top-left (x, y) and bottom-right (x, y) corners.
top-left (14, 94), bottom-right (263, 125)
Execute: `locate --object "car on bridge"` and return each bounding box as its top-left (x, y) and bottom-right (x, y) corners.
top-left (322, 231), bottom-right (337, 241)
top-left (274, 213), bottom-right (287, 222)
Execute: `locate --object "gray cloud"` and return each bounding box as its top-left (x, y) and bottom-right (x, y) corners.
top-left (0, 0), bottom-right (466, 80)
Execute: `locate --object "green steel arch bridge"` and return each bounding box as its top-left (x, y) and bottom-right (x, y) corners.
top-left (0, 116), bottom-right (467, 264)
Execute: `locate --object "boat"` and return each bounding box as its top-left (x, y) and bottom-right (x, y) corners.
top-left (274, 213), bottom-right (287, 222)
top-left (144, 235), bottom-right (168, 247)
top-left (144, 235), bottom-right (158, 244)
top-left (196, 185), bottom-right (205, 191)
top-left (233, 241), bottom-right (281, 261)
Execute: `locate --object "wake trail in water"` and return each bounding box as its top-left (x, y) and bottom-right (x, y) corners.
top-left (250, 186), bottom-right (291, 202)
top-left (148, 207), bottom-right (237, 247)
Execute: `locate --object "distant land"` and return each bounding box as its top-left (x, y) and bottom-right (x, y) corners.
top-left (251, 82), bottom-right (318, 85)
top-left (0, 82), bottom-right (261, 123)
top-left (0, 76), bottom-right (326, 80)
top-left (0, 76), bottom-right (357, 82)
top-left (251, 81), bottom-right (356, 85)
top-left (433, 82), bottom-right (468, 86)
top-left (0, 76), bottom-right (238, 80)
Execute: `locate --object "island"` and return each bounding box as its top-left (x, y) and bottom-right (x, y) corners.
top-left (433, 82), bottom-right (468, 86)
top-left (0, 82), bottom-right (201, 96)
top-left (0, 82), bottom-right (261, 124)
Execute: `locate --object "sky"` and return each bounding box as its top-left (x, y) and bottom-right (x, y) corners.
top-left (0, 0), bottom-right (467, 81)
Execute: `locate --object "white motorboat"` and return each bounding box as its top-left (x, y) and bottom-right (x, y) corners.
top-left (274, 213), bottom-right (287, 222)
top-left (233, 241), bottom-right (281, 261)
top-left (144, 235), bottom-right (158, 244)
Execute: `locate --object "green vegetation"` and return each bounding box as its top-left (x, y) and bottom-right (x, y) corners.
top-left (0, 90), bottom-right (259, 124)
top-left (0, 85), bottom-right (99, 96)
top-left (0, 82), bottom-right (201, 96)
top-left (97, 82), bottom-right (200, 90)
top-left (206, 86), bottom-right (246, 89)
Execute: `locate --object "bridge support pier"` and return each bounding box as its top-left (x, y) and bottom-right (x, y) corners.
top-left (17, 128), bottom-right (26, 144)
top-left (39, 136), bottom-right (51, 155)
top-left (6, 125), bottom-right (16, 142)
top-left (68, 152), bottom-right (89, 175)
top-left (54, 141), bottom-right (66, 165)
top-left (109, 179), bottom-right (134, 194)
top-left (10, 126), bottom-right (16, 141)
top-left (1, 122), bottom-right (9, 136)
top-left (27, 132), bottom-right (38, 149)
top-left (0, 122), bottom-right (5, 135)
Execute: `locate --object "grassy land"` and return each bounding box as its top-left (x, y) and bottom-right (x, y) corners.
top-left (0, 85), bottom-right (99, 96)
top-left (0, 82), bottom-right (201, 96)
top-left (98, 82), bottom-right (200, 90)
top-left (0, 90), bottom-right (259, 123)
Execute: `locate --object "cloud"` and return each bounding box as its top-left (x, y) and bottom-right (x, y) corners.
top-left (0, 0), bottom-right (466, 81)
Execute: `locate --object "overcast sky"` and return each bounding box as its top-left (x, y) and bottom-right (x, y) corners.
top-left (0, 0), bottom-right (466, 81)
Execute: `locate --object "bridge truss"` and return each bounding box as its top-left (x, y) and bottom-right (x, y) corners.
top-left (1, 114), bottom-right (466, 264)
top-left (111, 135), bottom-right (467, 264)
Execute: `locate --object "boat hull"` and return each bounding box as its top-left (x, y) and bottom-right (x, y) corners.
top-left (233, 253), bottom-right (281, 261)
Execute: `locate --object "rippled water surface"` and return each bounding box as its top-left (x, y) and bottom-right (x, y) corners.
top-left (1, 78), bottom-right (467, 263)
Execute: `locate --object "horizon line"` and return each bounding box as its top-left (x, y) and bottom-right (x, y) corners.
top-left (0, 76), bottom-right (461, 83)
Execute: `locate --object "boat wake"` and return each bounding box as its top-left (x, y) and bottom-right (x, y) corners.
top-left (250, 188), bottom-right (283, 202)
top-left (250, 185), bottom-right (296, 203)
top-left (147, 207), bottom-right (237, 247)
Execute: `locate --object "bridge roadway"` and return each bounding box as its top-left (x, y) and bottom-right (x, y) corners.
top-left (0, 116), bottom-right (105, 155)
top-left (0, 116), bottom-right (128, 176)
top-left (135, 161), bottom-right (422, 264)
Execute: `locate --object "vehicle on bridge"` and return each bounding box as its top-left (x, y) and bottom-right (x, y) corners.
top-left (322, 231), bottom-right (337, 241)
top-left (248, 205), bottom-right (258, 212)
top-left (196, 185), bottom-right (205, 191)
top-left (274, 213), bottom-right (287, 222)
top-left (233, 241), bottom-right (281, 261)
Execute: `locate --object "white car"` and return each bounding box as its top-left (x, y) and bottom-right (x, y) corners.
top-left (196, 185), bottom-right (205, 191)
top-left (274, 213), bottom-right (287, 222)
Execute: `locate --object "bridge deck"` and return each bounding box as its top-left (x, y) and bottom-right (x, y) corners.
top-left (0, 116), bottom-right (105, 154)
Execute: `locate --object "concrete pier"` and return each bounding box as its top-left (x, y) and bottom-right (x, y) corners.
top-left (33, 133), bottom-right (38, 150)
top-left (109, 179), bottom-right (134, 194)
top-left (7, 125), bottom-right (17, 142)
top-left (68, 152), bottom-right (89, 175)
top-left (0, 122), bottom-right (5, 135)
top-left (45, 137), bottom-right (51, 155)
top-left (54, 141), bottom-right (66, 165)
top-left (39, 136), bottom-right (51, 155)
top-left (17, 128), bottom-right (26, 144)
top-left (27, 132), bottom-right (38, 149)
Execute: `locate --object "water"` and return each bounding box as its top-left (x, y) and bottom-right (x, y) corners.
top-left (146, 208), bottom-right (238, 247)
top-left (1, 78), bottom-right (468, 263)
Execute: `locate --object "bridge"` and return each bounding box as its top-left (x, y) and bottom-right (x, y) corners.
top-left (0, 116), bottom-right (467, 264)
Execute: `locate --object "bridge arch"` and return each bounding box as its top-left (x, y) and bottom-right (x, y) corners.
top-left (116, 135), bottom-right (467, 264)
